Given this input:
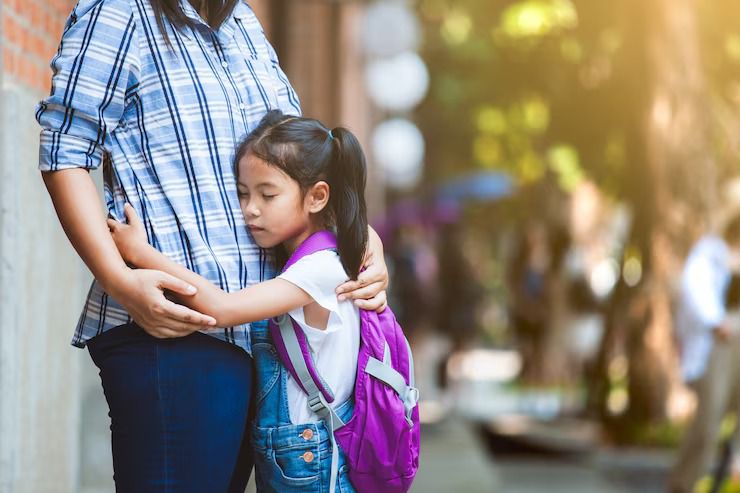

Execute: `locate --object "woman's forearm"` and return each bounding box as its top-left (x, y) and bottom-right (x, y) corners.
top-left (43, 168), bottom-right (220, 334)
top-left (131, 245), bottom-right (228, 320)
top-left (42, 169), bottom-right (131, 295)
top-left (368, 225), bottom-right (381, 257)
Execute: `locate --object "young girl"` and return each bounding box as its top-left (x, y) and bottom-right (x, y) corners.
top-left (108, 110), bottom-right (369, 492)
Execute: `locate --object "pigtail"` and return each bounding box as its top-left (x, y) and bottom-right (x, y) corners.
top-left (328, 127), bottom-right (369, 280)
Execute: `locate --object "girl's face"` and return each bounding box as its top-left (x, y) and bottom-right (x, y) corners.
top-left (236, 153), bottom-right (329, 252)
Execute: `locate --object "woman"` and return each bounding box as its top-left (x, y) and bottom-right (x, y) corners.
top-left (37, 1), bottom-right (388, 491)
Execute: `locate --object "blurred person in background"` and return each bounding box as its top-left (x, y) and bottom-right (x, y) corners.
top-left (669, 216), bottom-right (740, 493)
top-left (389, 223), bottom-right (438, 345)
top-left (506, 221), bottom-right (553, 383)
top-left (436, 223), bottom-right (484, 390)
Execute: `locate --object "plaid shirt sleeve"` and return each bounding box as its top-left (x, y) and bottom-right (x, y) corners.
top-left (36, 0), bottom-right (139, 172)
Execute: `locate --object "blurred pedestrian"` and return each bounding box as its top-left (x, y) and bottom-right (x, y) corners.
top-left (390, 223), bottom-right (438, 344)
top-left (436, 223), bottom-right (483, 389)
top-left (669, 216), bottom-right (740, 493)
top-left (506, 222), bottom-right (552, 383)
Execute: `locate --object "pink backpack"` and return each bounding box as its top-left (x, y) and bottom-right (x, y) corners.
top-left (269, 231), bottom-right (420, 493)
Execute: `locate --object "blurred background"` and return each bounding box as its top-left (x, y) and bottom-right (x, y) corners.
top-left (4, 0), bottom-right (740, 492)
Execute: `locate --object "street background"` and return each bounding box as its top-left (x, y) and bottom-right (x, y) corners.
top-left (3, 0), bottom-right (740, 492)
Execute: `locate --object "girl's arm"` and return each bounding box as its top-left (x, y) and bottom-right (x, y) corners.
top-left (108, 204), bottom-right (313, 327)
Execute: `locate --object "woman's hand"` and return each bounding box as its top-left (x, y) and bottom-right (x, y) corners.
top-left (336, 227), bottom-right (389, 312)
top-left (112, 268), bottom-right (218, 338)
top-left (107, 203), bottom-right (149, 265)
top-left (106, 203), bottom-right (218, 336)
top-left (42, 169), bottom-right (216, 338)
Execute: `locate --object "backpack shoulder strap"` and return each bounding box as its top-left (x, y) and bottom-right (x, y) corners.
top-left (274, 314), bottom-right (346, 424)
top-left (282, 230), bottom-right (338, 271)
top-left (274, 313), bottom-right (347, 493)
top-left (271, 229), bottom-right (340, 404)
top-left (273, 230), bottom-right (346, 493)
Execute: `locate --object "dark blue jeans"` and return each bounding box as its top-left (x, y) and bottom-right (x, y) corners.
top-left (87, 322), bottom-right (254, 492)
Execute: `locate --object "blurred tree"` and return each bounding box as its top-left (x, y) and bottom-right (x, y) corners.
top-left (417, 0), bottom-right (740, 430)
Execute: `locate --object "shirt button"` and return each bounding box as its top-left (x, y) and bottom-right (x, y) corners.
top-left (239, 103), bottom-right (246, 110)
top-left (301, 429), bottom-right (314, 440)
top-left (221, 60), bottom-right (229, 69)
top-left (302, 451), bottom-right (314, 463)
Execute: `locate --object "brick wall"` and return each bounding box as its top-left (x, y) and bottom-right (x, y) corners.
top-left (2, 0), bottom-right (76, 93)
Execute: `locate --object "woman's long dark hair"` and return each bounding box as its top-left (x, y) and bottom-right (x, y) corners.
top-left (234, 110), bottom-right (369, 280)
top-left (150, 0), bottom-right (239, 44)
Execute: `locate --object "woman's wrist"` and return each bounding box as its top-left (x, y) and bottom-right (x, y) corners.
top-left (366, 226), bottom-right (382, 262)
top-left (99, 263), bottom-right (136, 301)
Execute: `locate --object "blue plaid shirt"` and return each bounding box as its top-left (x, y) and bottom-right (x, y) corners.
top-left (36, 0), bottom-right (301, 352)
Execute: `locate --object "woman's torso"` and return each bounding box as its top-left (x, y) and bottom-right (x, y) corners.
top-left (45, 0), bottom-right (302, 350)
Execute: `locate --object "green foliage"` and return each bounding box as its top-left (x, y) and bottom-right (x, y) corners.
top-left (498, 0), bottom-right (578, 40)
top-left (606, 418), bottom-right (684, 448)
top-left (696, 476), bottom-right (740, 493)
top-left (417, 0), bottom-right (740, 198)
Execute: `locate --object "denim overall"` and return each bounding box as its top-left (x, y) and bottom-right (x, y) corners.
top-left (251, 320), bottom-right (356, 493)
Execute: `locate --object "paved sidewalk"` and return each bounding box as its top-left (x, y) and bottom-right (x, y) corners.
top-left (412, 417), bottom-right (672, 493)
top-left (412, 419), bottom-right (499, 492)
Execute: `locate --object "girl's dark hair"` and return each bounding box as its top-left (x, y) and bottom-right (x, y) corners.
top-left (150, 0), bottom-right (239, 45)
top-left (234, 110), bottom-right (369, 280)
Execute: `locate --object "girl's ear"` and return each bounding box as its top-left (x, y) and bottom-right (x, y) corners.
top-left (306, 181), bottom-right (330, 214)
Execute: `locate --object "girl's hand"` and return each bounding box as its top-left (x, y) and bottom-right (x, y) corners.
top-left (107, 203), bottom-right (149, 265)
top-left (336, 228), bottom-right (389, 312)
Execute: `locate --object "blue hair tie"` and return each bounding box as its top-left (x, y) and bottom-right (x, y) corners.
top-left (328, 130), bottom-right (335, 141)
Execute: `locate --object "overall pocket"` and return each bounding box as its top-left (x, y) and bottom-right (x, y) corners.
top-left (252, 342), bottom-right (281, 405)
top-left (256, 442), bottom-right (320, 492)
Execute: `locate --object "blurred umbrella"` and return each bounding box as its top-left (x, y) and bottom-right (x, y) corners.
top-left (437, 171), bottom-right (513, 203)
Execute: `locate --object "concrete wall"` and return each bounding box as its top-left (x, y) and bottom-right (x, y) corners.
top-left (0, 84), bottom-right (94, 493)
top-left (0, 1), bottom-right (106, 492)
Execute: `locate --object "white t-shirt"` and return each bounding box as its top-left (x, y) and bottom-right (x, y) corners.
top-left (278, 250), bottom-right (361, 424)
